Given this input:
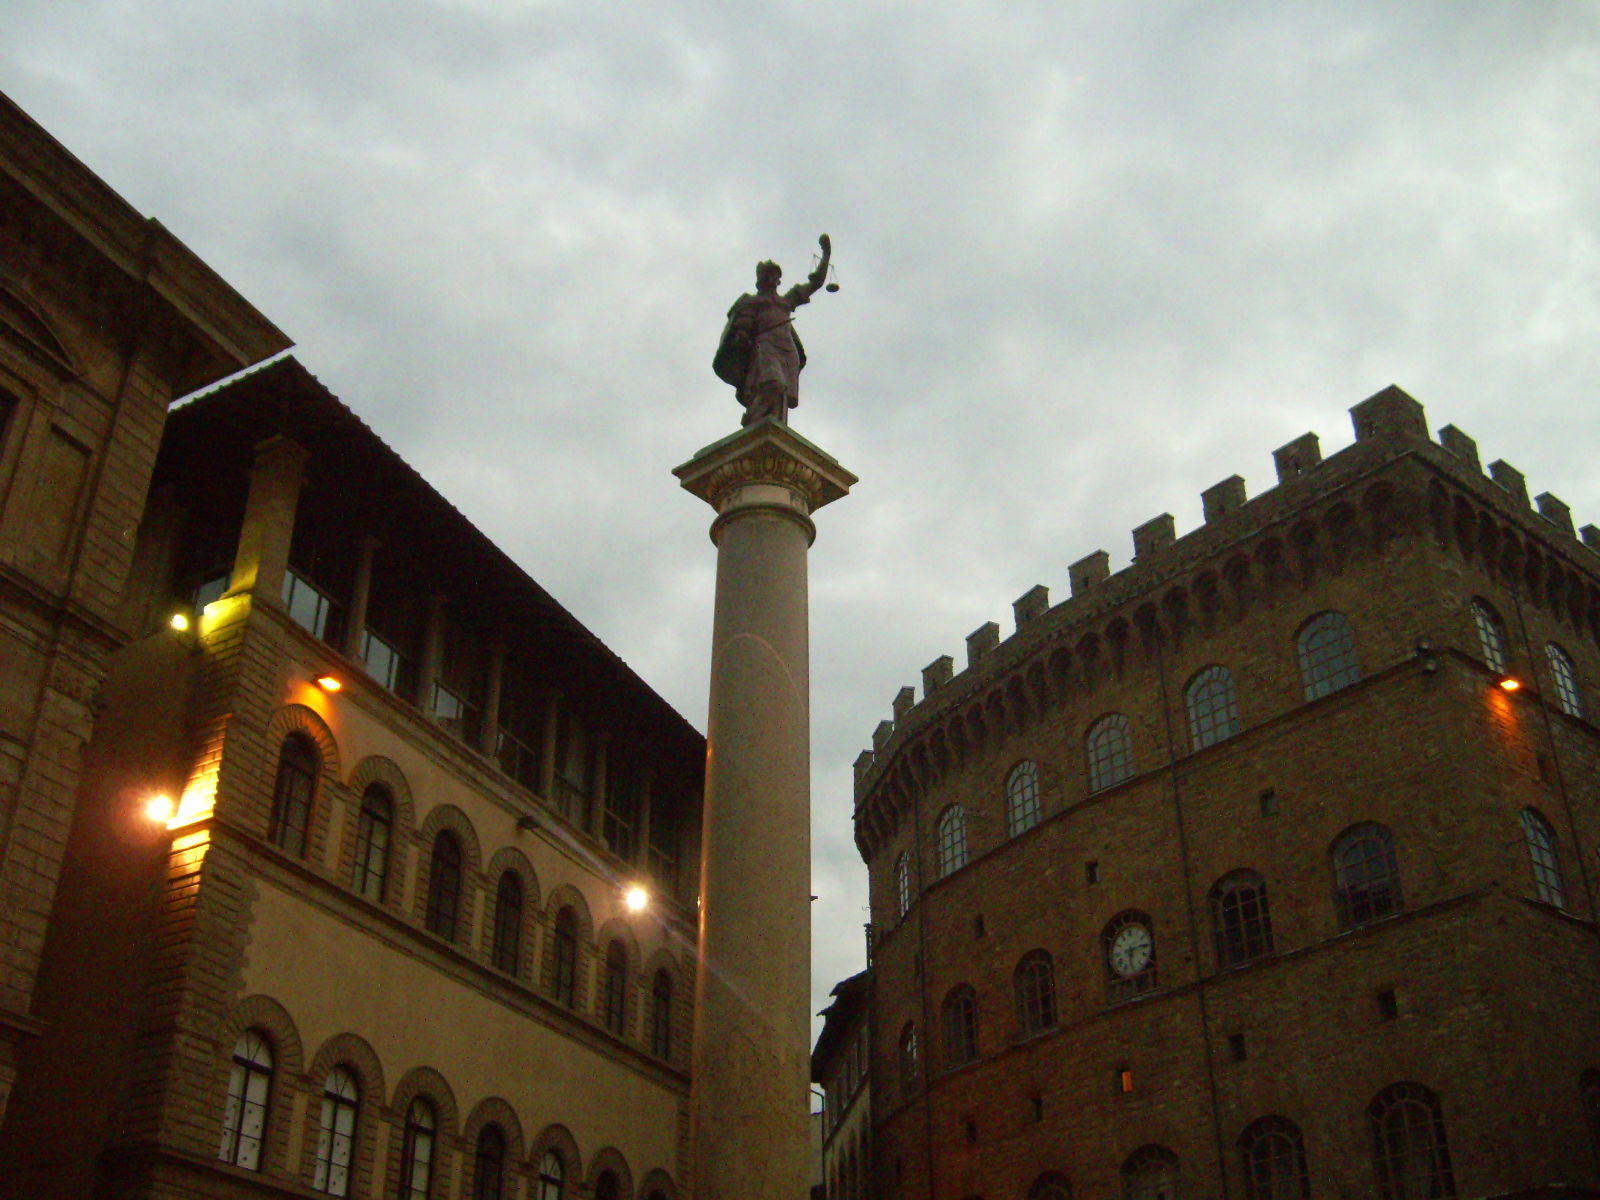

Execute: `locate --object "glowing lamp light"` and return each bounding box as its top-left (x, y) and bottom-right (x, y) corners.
top-left (169, 612), bottom-right (190, 632)
top-left (1499, 677), bottom-right (1522, 692)
top-left (315, 674), bottom-right (343, 693)
top-left (144, 793), bottom-right (176, 823)
top-left (624, 885), bottom-right (650, 913)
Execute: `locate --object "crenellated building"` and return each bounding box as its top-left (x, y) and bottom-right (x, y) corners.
top-left (845, 387), bottom-right (1600, 1200)
top-left (0, 356), bottom-right (705, 1199)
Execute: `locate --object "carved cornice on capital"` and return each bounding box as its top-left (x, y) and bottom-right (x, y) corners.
top-left (703, 453), bottom-right (829, 512)
top-left (674, 420), bottom-right (857, 517)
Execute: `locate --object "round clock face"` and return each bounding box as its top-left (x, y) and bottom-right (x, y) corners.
top-left (1109, 923), bottom-right (1153, 977)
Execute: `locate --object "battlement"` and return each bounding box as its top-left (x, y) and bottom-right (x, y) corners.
top-left (851, 385), bottom-right (1597, 805)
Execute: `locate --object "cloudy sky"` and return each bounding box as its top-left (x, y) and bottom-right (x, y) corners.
top-left (9, 1), bottom-right (1600, 1044)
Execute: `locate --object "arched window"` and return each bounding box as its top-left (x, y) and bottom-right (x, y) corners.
top-left (1368, 1083), bottom-right (1456, 1200)
top-left (1581, 1069), bottom-right (1600, 1168)
top-left (1521, 808), bottom-right (1567, 908)
top-left (1122, 1144), bottom-right (1180, 1200)
top-left (538, 1150), bottom-right (565, 1200)
top-left (400, 1097), bottom-right (437, 1200)
top-left (1210, 871), bottom-right (1273, 968)
top-left (898, 1022), bottom-right (919, 1099)
top-left (650, 968), bottom-right (673, 1058)
top-left (1087, 714), bottom-right (1134, 793)
top-left (1297, 611), bottom-right (1360, 700)
top-left (425, 832), bottom-right (463, 941)
top-left (1005, 760), bottom-right (1042, 836)
top-left (603, 940), bottom-right (628, 1034)
top-left (935, 805), bottom-right (969, 878)
top-left (1332, 823), bottom-right (1402, 929)
top-left (894, 852), bottom-right (912, 921)
top-left (1014, 950), bottom-right (1056, 1036)
top-left (491, 871), bottom-right (522, 974)
top-left (218, 1029), bottom-right (273, 1170)
top-left (1547, 643), bottom-right (1584, 717)
top-left (1186, 666), bottom-right (1240, 750)
top-left (1029, 1172), bottom-right (1073, 1200)
top-left (1471, 598), bottom-right (1508, 673)
top-left (554, 907), bottom-right (579, 1007)
top-left (312, 1066), bottom-right (359, 1196)
top-left (941, 984), bottom-right (978, 1068)
top-left (269, 733), bottom-right (318, 856)
top-left (1103, 911), bottom-right (1158, 1002)
top-left (351, 784), bottom-right (392, 902)
top-left (595, 1171), bottom-right (620, 1200)
top-left (1238, 1115), bottom-right (1309, 1200)
top-left (473, 1125), bottom-right (506, 1200)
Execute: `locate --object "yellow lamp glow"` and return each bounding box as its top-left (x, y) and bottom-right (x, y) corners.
top-left (624, 885), bottom-right (649, 913)
top-left (144, 793), bottom-right (176, 823)
top-left (1499, 677), bottom-right (1522, 692)
top-left (315, 674), bottom-right (342, 692)
top-left (169, 612), bottom-right (190, 632)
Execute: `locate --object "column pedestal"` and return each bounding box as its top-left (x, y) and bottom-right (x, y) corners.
top-left (674, 421), bottom-right (856, 1200)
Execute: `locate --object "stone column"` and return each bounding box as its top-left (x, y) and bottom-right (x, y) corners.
top-left (479, 643), bottom-right (507, 757)
top-left (342, 536), bottom-right (380, 658)
top-left (673, 422), bottom-right (855, 1200)
top-left (227, 435), bottom-right (308, 602)
top-left (414, 593), bottom-right (446, 713)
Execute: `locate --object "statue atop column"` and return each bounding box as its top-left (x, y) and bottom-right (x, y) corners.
top-left (714, 234), bottom-right (834, 426)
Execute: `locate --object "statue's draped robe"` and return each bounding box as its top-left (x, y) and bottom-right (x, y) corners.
top-left (714, 288), bottom-right (809, 424)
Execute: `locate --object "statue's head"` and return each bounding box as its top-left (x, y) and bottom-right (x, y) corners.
top-left (755, 260), bottom-right (781, 291)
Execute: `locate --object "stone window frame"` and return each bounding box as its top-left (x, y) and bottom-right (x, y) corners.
top-left (1546, 642), bottom-right (1585, 718)
top-left (1013, 949), bottom-right (1057, 1037)
top-left (1238, 1115), bottom-right (1310, 1200)
top-left (648, 966), bottom-right (674, 1058)
top-left (461, 1097), bottom-right (524, 1200)
top-left (934, 804), bottom-right (969, 879)
top-left (602, 939), bottom-right (629, 1035)
top-left (1209, 870), bottom-right (1274, 969)
top-left (424, 832), bottom-right (465, 942)
top-left (218, 1028), bottom-right (274, 1171)
top-left (1121, 1144), bottom-right (1180, 1200)
top-left (399, 1096), bottom-right (439, 1200)
top-left (211, 996), bottom-right (304, 1177)
top-left (1004, 760), bottom-right (1043, 836)
top-left (1367, 1082), bottom-right (1457, 1200)
top-left (482, 847), bottom-right (540, 981)
top-left (341, 755), bottom-right (415, 916)
top-left (940, 983), bottom-right (979, 1069)
top-left (1086, 715), bottom-right (1133, 794)
top-left (1520, 807), bottom-right (1567, 909)
top-left (530, 1124), bottom-right (583, 1200)
top-left (897, 1021), bottom-right (920, 1100)
top-left (472, 1124), bottom-right (508, 1200)
top-left (1471, 597), bottom-right (1509, 674)
top-left (1185, 665), bottom-right (1241, 751)
top-left (893, 852), bottom-right (912, 922)
top-left (268, 733), bottom-right (319, 857)
top-left (1296, 611), bottom-right (1360, 701)
top-left (299, 1033), bottom-right (385, 1198)
top-left (311, 1066), bottom-right (361, 1196)
top-left (491, 870), bottom-right (525, 975)
top-left (414, 803), bottom-right (484, 945)
top-left (585, 1146), bottom-right (636, 1200)
top-left (351, 784), bottom-right (394, 904)
top-left (1331, 822), bottom-right (1403, 930)
top-left (387, 1066), bottom-right (459, 1200)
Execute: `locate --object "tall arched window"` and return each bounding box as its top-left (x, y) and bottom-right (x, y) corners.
top-left (312, 1066), bottom-right (359, 1196)
top-left (1332, 822), bottom-right (1402, 929)
top-left (491, 871), bottom-right (523, 974)
top-left (595, 1171), bottom-right (620, 1200)
top-left (1521, 808), bottom-right (1567, 908)
top-left (1210, 870), bottom-right (1273, 968)
top-left (554, 907), bottom-right (579, 1007)
top-left (1368, 1083), bottom-right (1456, 1200)
top-left (1014, 950), bottom-right (1056, 1036)
top-left (1087, 714), bottom-right (1134, 793)
top-left (1005, 760), bottom-right (1042, 836)
top-left (650, 968), bottom-right (673, 1058)
top-left (1122, 1144), bottom-right (1180, 1200)
top-left (941, 984), bottom-right (978, 1068)
top-left (425, 832), bottom-right (463, 941)
top-left (1103, 911), bottom-right (1158, 1002)
top-left (1581, 1069), bottom-right (1600, 1168)
top-left (898, 1022), bottom-right (919, 1099)
top-left (1471, 598), bottom-right (1508, 673)
top-left (218, 1029), bottom-right (273, 1170)
top-left (1547, 642), bottom-right (1584, 717)
top-left (603, 940), bottom-right (628, 1034)
top-left (351, 784), bottom-right (392, 902)
top-left (538, 1150), bottom-right (565, 1200)
top-left (1186, 666), bottom-right (1240, 750)
top-left (400, 1097), bottom-right (437, 1200)
top-left (894, 852), bottom-right (912, 921)
top-left (1238, 1115), bottom-right (1310, 1200)
top-left (269, 733), bottom-right (318, 856)
top-left (935, 805), bottom-right (969, 878)
top-left (1297, 611), bottom-right (1360, 700)
top-left (1029, 1172), bottom-right (1072, 1200)
top-left (473, 1125), bottom-right (506, 1200)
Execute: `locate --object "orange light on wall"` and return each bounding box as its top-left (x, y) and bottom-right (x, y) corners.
top-left (144, 793), bottom-right (176, 823)
top-left (1499, 677), bottom-right (1522, 692)
top-left (315, 674), bottom-right (342, 692)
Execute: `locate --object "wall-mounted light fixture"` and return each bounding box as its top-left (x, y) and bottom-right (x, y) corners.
top-left (624, 885), bottom-right (650, 913)
top-left (1499, 676), bottom-right (1522, 692)
top-left (516, 813), bottom-right (541, 832)
top-left (169, 612), bottom-right (190, 633)
top-left (315, 674), bottom-right (342, 692)
top-left (144, 793), bottom-right (176, 823)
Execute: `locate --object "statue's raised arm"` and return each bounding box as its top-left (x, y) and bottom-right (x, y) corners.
top-left (714, 234), bottom-right (837, 428)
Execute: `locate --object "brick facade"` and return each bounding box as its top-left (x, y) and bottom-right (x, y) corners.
top-left (848, 389), bottom-right (1600, 1200)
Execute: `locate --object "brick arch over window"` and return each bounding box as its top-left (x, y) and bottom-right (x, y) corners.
top-left (595, 918), bottom-right (643, 1037)
top-left (464, 1096), bottom-right (526, 1200)
top-left (642, 947), bottom-right (685, 1063)
top-left (386, 1064), bottom-right (460, 1192)
top-left (414, 804), bottom-right (484, 940)
top-left (416, 802), bottom-right (484, 874)
top-left (484, 846), bottom-right (541, 977)
top-left (341, 756), bottom-right (416, 910)
top-left (529, 1122), bottom-right (584, 1185)
top-left (544, 884), bottom-right (595, 1007)
top-left (209, 994), bottom-right (305, 1174)
top-left (264, 704), bottom-right (342, 782)
top-left (346, 755), bottom-right (416, 829)
top-left (586, 1145), bottom-right (635, 1200)
top-left (637, 1167), bottom-right (678, 1200)
top-left (260, 705), bottom-right (342, 860)
top-left (300, 1032), bottom-right (386, 1195)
